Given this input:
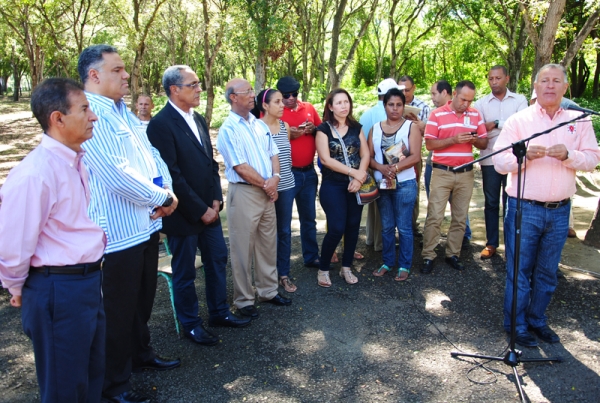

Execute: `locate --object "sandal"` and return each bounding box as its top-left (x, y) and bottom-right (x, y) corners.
top-left (339, 267), bottom-right (358, 284)
top-left (354, 251), bottom-right (364, 260)
top-left (331, 252), bottom-right (339, 263)
top-left (279, 276), bottom-right (297, 293)
top-left (373, 264), bottom-right (391, 277)
top-left (394, 267), bottom-right (410, 282)
top-left (317, 270), bottom-right (331, 288)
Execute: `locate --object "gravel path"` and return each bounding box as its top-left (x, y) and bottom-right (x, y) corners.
top-left (1, 230), bottom-right (599, 403)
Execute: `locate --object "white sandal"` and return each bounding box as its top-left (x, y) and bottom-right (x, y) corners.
top-left (339, 267), bottom-right (358, 284)
top-left (317, 270), bottom-right (331, 288)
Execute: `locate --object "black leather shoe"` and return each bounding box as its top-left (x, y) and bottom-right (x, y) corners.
top-left (304, 259), bottom-right (320, 268)
top-left (445, 256), bottom-right (464, 271)
top-left (132, 356), bottom-right (181, 373)
top-left (262, 293), bottom-right (292, 306)
top-left (184, 325), bottom-right (219, 346)
top-left (421, 259), bottom-right (434, 274)
top-left (208, 313), bottom-right (251, 328)
top-left (238, 305), bottom-right (259, 319)
top-left (510, 330), bottom-right (538, 348)
top-left (528, 325), bottom-right (560, 343)
top-left (103, 390), bottom-right (150, 403)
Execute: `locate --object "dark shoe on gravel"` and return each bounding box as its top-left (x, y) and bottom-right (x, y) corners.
top-left (528, 325), bottom-right (560, 343)
top-left (421, 259), bottom-right (434, 274)
top-left (510, 330), bottom-right (538, 348)
top-left (445, 256), bottom-right (464, 271)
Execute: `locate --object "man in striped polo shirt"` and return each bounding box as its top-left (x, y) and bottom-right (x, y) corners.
top-left (78, 45), bottom-right (180, 403)
top-left (421, 80), bottom-right (488, 274)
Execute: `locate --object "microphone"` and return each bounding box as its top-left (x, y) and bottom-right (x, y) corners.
top-left (566, 104), bottom-right (600, 116)
top-left (561, 98), bottom-right (600, 116)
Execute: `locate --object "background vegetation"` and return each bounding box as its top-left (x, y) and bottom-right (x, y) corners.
top-left (0, 0), bottom-right (598, 127)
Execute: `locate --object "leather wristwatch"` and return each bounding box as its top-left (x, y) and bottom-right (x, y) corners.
top-left (162, 195), bottom-right (174, 207)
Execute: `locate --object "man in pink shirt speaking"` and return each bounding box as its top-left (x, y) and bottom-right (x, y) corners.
top-left (0, 78), bottom-right (107, 402)
top-left (493, 64), bottom-right (600, 347)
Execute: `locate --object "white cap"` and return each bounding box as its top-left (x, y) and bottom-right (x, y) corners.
top-left (377, 78), bottom-right (405, 95)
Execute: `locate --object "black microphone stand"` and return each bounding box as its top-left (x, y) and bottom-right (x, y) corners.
top-left (449, 111), bottom-right (591, 403)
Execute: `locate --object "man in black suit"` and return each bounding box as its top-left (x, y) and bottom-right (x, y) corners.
top-left (147, 65), bottom-right (250, 346)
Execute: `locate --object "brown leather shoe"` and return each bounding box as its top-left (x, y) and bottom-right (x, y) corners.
top-left (567, 228), bottom-right (577, 238)
top-left (480, 245), bottom-right (496, 259)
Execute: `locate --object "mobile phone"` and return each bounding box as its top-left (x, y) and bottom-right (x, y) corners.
top-left (298, 123), bottom-right (307, 129)
top-left (471, 131), bottom-right (478, 136)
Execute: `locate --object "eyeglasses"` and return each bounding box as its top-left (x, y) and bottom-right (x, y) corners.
top-left (233, 89), bottom-right (255, 95)
top-left (282, 92), bottom-right (299, 99)
top-left (175, 82), bottom-right (201, 90)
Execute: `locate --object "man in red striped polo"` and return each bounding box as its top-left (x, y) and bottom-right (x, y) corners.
top-left (421, 80), bottom-right (488, 274)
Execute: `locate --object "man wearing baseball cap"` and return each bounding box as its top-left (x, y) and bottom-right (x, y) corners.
top-left (360, 78), bottom-right (405, 252)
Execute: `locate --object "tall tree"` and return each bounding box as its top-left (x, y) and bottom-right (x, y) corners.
top-left (520, 0), bottom-right (567, 85)
top-left (327, 0), bottom-right (378, 91)
top-left (0, 1), bottom-right (46, 89)
top-left (246, 0), bottom-right (291, 91)
top-left (110, 0), bottom-right (169, 110)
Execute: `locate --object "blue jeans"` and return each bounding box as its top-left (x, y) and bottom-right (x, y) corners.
top-left (482, 165), bottom-right (507, 247)
top-left (290, 168), bottom-right (320, 264)
top-left (377, 179), bottom-right (417, 268)
top-left (319, 179), bottom-right (364, 270)
top-left (503, 197), bottom-right (569, 333)
top-left (167, 221), bottom-right (230, 332)
top-left (426, 163), bottom-right (471, 239)
top-left (275, 188), bottom-right (295, 277)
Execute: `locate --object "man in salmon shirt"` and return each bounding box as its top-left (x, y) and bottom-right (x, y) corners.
top-left (276, 76), bottom-right (323, 268)
top-left (421, 80), bottom-right (488, 274)
top-left (493, 64), bottom-right (600, 347)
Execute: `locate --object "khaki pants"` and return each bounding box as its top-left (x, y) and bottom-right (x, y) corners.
top-left (226, 183), bottom-right (278, 308)
top-left (366, 201), bottom-right (382, 251)
top-left (422, 168), bottom-right (474, 260)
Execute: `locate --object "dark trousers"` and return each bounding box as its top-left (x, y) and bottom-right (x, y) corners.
top-left (167, 220), bottom-right (230, 333)
top-left (482, 165), bottom-right (507, 247)
top-left (102, 232), bottom-right (159, 397)
top-left (22, 270), bottom-right (105, 403)
top-left (319, 179), bottom-right (364, 270)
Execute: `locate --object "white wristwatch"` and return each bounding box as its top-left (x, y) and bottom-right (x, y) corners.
top-left (273, 173), bottom-right (281, 179)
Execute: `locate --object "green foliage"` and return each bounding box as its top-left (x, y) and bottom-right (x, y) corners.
top-left (575, 98), bottom-right (600, 142)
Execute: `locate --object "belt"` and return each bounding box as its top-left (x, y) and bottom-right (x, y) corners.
top-left (432, 163), bottom-right (473, 173)
top-left (234, 182), bottom-right (251, 186)
top-left (521, 198), bottom-right (570, 209)
top-left (30, 258), bottom-right (103, 275)
top-left (291, 164), bottom-right (314, 172)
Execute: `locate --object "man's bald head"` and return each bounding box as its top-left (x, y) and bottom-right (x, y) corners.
top-left (225, 78), bottom-right (256, 118)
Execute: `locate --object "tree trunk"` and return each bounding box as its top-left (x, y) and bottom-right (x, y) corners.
top-left (584, 198), bottom-right (600, 248)
top-left (12, 68), bottom-right (21, 102)
top-left (521, 0), bottom-right (567, 86)
top-left (593, 41), bottom-right (600, 98)
top-left (327, 0), bottom-right (347, 91)
top-left (130, 45), bottom-right (145, 113)
top-left (560, 8), bottom-right (600, 68)
top-left (254, 46), bottom-right (267, 92)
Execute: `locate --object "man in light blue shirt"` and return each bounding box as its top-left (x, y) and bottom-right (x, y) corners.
top-left (78, 44), bottom-right (180, 403)
top-left (217, 78), bottom-right (292, 320)
top-left (360, 78), bottom-right (405, 252)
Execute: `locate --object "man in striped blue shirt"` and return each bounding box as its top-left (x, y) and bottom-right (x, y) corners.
top-left (217, 78), bottom-right (292, 320)
top-left (78, 45), bottom-right (180, 403)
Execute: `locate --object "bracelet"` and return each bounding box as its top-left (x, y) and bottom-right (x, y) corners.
top-left (394, 164), bottom-right (398, 172)
top-left (348, 168), bottom-right (352, 176)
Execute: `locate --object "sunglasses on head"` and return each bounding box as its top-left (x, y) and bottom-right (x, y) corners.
top-left (282, 92), bottom-right (299, 99)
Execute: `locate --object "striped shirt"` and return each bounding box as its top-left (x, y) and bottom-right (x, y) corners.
top-left (425, 102), bottom-right (487, 167)
top-left (82, 92), bottom-right (172, 254)
top-left (217, 111), bottom-right (279, 183)
top-left (271, 121), bottom-right (295, 191)
top-left (409, 96), bottom-right (431, 123)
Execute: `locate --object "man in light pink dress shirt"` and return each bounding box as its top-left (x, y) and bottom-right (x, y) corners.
top-left (0, 78), bottom-right (107, 403)
top-left (493, 64), bottom-right (600, 348)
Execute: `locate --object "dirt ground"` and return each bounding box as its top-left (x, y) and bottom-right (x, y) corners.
top-left (1, 98), bottom-right (599, 402)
